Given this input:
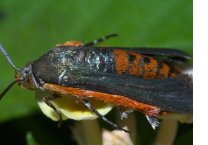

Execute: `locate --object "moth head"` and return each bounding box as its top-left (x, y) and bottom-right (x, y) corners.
top-left (15, 64), bottom-right (35, 90)
top-left (0, 43), bottom-right (35, 100)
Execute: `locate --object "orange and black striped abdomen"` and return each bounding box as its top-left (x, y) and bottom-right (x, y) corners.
top-left (114, 49), bottom-right (177, 79)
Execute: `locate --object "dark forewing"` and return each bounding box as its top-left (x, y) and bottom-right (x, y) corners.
top-left (62, 73), bottom-right (193, 113)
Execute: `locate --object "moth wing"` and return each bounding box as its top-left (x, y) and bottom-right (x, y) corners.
top-left (61, 73), bottom-right (192, 113)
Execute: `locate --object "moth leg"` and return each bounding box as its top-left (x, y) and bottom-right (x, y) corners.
top-left (145, 115), bottom-right (160, 130)
top-left (43, 95), bottom-right (63, 127)
top-left (83, 34), bottom-right (118, 46)
top-left (82, 98), bottom-right (131, 133)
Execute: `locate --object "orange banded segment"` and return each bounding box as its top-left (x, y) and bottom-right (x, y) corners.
top-left (143, 56), bottom-right (158, 79)
top-left (43, 83), bottom-right (161, 116)
top-left (157, 63), bottom-right (170, 78)
top-left (114, 50), bottom-right (129, 74)
top-left (128, 52), bottom-right (143, 76)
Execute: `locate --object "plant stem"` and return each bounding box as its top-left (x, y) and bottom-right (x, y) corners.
top-left (154, 119), bottom-right (178, 145)
top-left (72, 120), bottom-right (102, 145)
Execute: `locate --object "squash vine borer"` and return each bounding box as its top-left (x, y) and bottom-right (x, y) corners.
top-left (0, 34), bottom-right (192, 133)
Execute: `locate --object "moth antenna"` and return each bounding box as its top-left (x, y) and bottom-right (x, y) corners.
top-left (0, 79), bottom-right (23, 100)
top-left (83, 34), bottom-right (118, 46)
top-left (0, 43), bottom-right (20, 71)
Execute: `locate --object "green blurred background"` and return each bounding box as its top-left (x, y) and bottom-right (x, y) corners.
top-left (0, 0), bottom-right (192, 145)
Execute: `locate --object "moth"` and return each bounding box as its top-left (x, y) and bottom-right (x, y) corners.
top-left (0, 34), bottom-right (193, 133)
